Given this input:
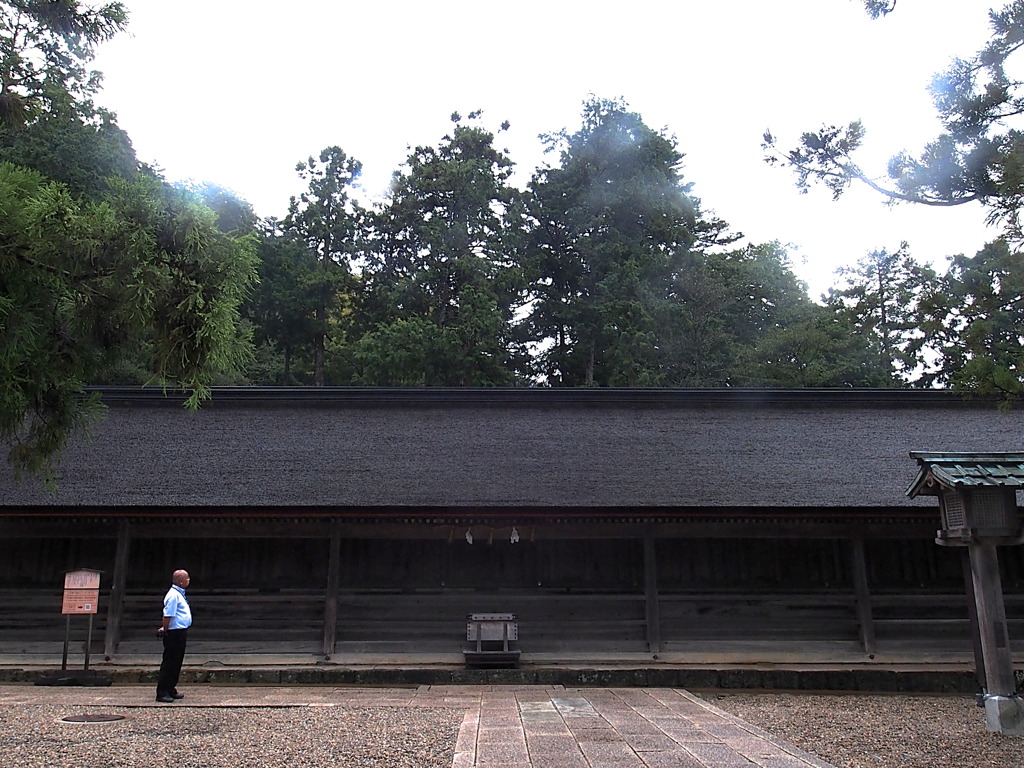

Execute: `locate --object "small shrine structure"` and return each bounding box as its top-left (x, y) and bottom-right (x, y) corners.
top-left (908, 452), bottom-right (1024, 735)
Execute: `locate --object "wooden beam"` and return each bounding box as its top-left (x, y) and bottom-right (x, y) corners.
top-left (322, 521), bottom-right (342, 658)
top-left (643, 524), bottom-right (661, 654)
top-left (0, 507), bottom-right (940, 541)
top-left (849, 538), bottom-right (875, 656)
top-left (103, 520), bottom-right (131, 659)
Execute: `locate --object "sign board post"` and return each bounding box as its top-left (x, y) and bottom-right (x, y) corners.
top-left (35, 569), bottom-right (111, 687)
top-left (61, 569), bottom-right (101, 671)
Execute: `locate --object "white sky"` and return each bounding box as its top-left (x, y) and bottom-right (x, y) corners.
top-left (91, 0), bottom-right (1001, 298)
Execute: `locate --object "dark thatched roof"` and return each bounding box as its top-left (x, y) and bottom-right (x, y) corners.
top-left (2, 388), bottom-right (1022, 510)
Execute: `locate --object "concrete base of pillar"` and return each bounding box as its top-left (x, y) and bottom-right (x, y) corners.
top-left (983, 695), bottom-right (1024, 736)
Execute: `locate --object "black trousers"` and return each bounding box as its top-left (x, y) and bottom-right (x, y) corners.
top-left (157, 628), bottom-right (188, 695)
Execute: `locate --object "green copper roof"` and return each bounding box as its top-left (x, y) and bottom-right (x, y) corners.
top-left (907, 452), bottom-right (1024, 497)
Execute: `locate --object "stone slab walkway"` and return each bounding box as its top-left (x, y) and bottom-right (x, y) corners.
top-left (0, 684), bottom-right (838, 767)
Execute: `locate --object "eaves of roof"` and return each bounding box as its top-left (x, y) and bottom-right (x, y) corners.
top-left (907, 452), bottom-right (1024, 497)
top-left (85, 385), bottom-right (998, 409)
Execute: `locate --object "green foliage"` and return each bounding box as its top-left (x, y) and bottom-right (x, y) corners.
top-left (526, 97), bottom-right (704, 386)
top-left (0, 3), bottom-right (137, 201)
top-left (766, 1), bottom-right (1024, 242)
top-left (917, 238), bottom-right (1024, 398)
top-left (282, 146), bottom-right (364, 386)
top-left (0, 0), bottom-right (264, 479)
top-left (243, 225), bottom-right (319, 384)
top-left (824, 243), bottom-right (937, 383)
top-left (667, 243), bottom-right (823, 386)
top-left (0, 106), bottom-right (137, 197)
top-left (763, 121), bottom-right (868, 201)
top-left (0, 1), bottom-right (127, 128)
top-left (246, 102), bottom-right (827, 391)
top-left (523, 100), bottom-right (834, 389)
top-left (763, 1), bottom-right (1024, 398)
top-left (187, 181), bottom-right (258, 235)
top-left (357, 114), bottom-right (526, 386)
top-left (287, 147), bottom-right (363, 261)
top-left (706, 243), bottom-right (813, 349)
top-left (862, 1), bottom-right (897, 19)
top-left (352, 316), bottom-right (442, 386)
top-left (736, 309), bottom-right (891, 387)
top-left (0, 162), bottom-right (258, 478)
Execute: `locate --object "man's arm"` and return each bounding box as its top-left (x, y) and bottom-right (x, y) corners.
top-left (158, 593), bottom-right (174, 634)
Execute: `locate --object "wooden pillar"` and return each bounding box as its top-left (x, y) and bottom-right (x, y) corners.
top-left (961, 548), bottom-right (988, 691)
top-left (967, 541), bottom-right (1016, 696)
top-left (322, 521), bottom-right (342, 658)
top-left (104, 520), bottom-right (131, 659)
top-left (850, 538), bottom-right (875, 656)
top-left (643, 524), bottom-right (661, 654)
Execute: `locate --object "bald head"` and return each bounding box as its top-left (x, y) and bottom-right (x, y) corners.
top-left (172, 570), bottom-right (190, 587)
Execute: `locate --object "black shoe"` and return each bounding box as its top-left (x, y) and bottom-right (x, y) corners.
top-left (155, 694), bottom-right (175, 703)
top-left (170, 692), bottom-right (184, 699)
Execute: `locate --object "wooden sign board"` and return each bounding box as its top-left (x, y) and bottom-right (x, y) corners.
top-left (62, 589), bottom-right (99, 615)
top-left (62, 569), bottom-right (101, 615)
top-left (64, 570), bottom-right (101, 590)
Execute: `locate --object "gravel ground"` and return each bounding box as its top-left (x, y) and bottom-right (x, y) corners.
top-left (706, 692), bottom-right (1022, 768)
top-left (0, 705), bottom-right (463, 768)
top-left (6, 691), bottom-right (1022, 768)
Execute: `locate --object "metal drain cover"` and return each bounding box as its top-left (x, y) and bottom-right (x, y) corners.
top-left (61, 714), bottom-right (125, 723)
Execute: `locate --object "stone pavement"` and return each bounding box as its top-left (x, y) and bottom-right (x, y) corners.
top-left (0, 683), bottom-right (838, 767)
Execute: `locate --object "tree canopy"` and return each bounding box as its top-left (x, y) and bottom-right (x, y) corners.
top-left (0, 1), bottom-right (126, 129)
top-left (761, 0), bottom-right (1024, 399)
top-left (916, 238), bottom-right (1024, 398)
top-left (764, 1), bottom-right (1024, 241)
top-left (1, 1), bottom-right (257, 479)
top-left (282, 146), bottom-right (364, 386)
top-left (355, 113), bottom-right (526, 386)
top-left (243, 95), bottom-right (1014, 397)
top-left (525, 98), bottom-right (700, 386)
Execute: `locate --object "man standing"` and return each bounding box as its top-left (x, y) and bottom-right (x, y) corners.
top-left (156, 569), bottom-right (192, 703)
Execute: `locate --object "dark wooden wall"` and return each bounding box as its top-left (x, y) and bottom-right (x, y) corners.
top-left (2, 534), bottom-right (1021, 656)
top-left (6, 535), bottom-right (1013, 591)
